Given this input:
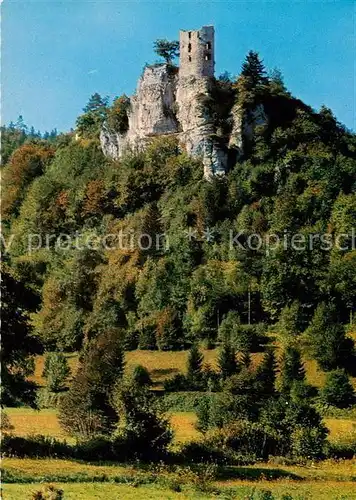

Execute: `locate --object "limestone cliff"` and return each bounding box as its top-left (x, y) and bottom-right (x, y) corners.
top-left (100, 63), bottom-right (268, 178)
top-left (100, 64), bottom-right (179, 159)
top-left (176, 74), bottom-right (227, 178)
top-left (229, 103), bottom-right (268, 157)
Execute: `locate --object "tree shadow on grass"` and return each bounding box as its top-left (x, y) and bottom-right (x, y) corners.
top-left (216, 465), bottom-right (302, 481)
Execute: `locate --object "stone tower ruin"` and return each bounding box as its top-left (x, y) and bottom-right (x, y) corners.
top-left (179, 25), bottom-right (215, 78)
top-left (100, 25), bottom-right (267, 179)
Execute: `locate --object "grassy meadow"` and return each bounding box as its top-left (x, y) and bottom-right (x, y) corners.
top-left (3, 350), bottom-right (356, 499)
top-left (29, 349), bottom-right (356, 390)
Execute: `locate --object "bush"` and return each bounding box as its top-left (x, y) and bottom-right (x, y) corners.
top-left (42, 352), bottom-right (70, 392)
top-left (1, 433), bottom-right (129, 461)
top-left (291, 426), bottom-right (328, 460)
top-left (223, 368), bottom-right (257, 396)
top-left (114, 384), bottom-right (173, 461)
top-left (327, 440), bottom-right (356, 459)
top-left (36, 388), bottom-right (62, 409)
top-left (320, 369), bottom-right (355, 408)
top-left (161, 391), bottom-right (221, 412)
top-left (196, 392), bottom-right (257, 432)
top-left (131, 364), bottom-right (152, 387)
top-left (230, 323), bottom-right (268, 352)
top-left (289, 380), bottom-right (317, 403)
top-left (180, 441), bottom-right (230, 464)
top-left (205, 421), bottom-right (278, 460)
top-left (259, 397), bottom-right (329, 459)
top-left (75, 436), bottom-right (127, 461)
top-left (163, 373), bottom-right (189, 392)
top-left (1, 434), bottom-right (73, 458)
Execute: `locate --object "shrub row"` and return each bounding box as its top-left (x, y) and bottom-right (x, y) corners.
top-left (1, 434), bottom-right (160, 462)
top-left (161, 392), bottom-right (220, 412)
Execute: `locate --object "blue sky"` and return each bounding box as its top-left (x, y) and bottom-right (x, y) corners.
top-left (2, 0), bottom-right (355, 132)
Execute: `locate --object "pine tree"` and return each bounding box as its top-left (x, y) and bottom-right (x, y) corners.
top-left (218, 341), bottom-right (238, 379)
top-left (153, 39), bottom-right (179, 64)
top-left (269, 67), bottom-right (287, 94)
top-left (241, 50), bottom-right (268, 88)
top-left (277, 301), bottom-right (303, 340)
top-left (240, 350), bottom-right (252, 368)
top-left (83, 93), bottom-right (109, 115)
top-left (186, 343), bottom-right (203, 384)
top-left (321, 369), bottom-right (355, 408)
top-left (76, 93), bottom-right (109, 137)
top-left (279, 346), bottom-right (305, 394)
top-left (305, 303), bottom-right (353, 371)
top-left (256, 349), bottom-right (277, 397)
top-left (58, 330), bottom-right (125, 439)
top-left (15, 115), bottom-right (27, 133)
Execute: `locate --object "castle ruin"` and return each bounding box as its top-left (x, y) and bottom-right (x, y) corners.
top-left (179, 26), bottom-right (215, 78)
top-left (100, 26), bottom-right (266, 179)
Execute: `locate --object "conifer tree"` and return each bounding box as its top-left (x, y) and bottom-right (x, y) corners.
top-left (83, 93), bottom-right (109, 116)
top-left (305, 303), bottom-right (354, 371)
top-left (279, 346), bottom-right (305, 394)
top-left (241, 50), bottom-right (268, 88)
top-left (58, 330), bottom-right (125, 438)
top-left (321, 369), bottom-right (355, 408)
top-left (218, 341), bottom-right (238, 379)
top-left (153, 39), bottom-right (179, 64)
top-left (186, 343), bottom-right (203, 384)
top-left (269, 68), bottom-right (288, 94)
top-left (277, 301), bottom-right (303, 340)
top-left (256, 349), bottom-right (277, 397)
top-left (241, 350), bottom-right (252, 368)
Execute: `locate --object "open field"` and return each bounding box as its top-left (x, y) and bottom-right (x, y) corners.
top-left (3, 457), bottom-right (356, 499)
top-left (4, 480), bottom-right (356, 500)
top-left (2, 483), bottom-right (211, 500)
top-left (4, 408), bottom-right (69, 441)
top-left (6, 346), bottom-right (356, 499)
top-left (5, 408), bottom-right (356, 447)
top-left (30, 350), bottom-right (223, 389)
top-left (325, 418), bottom-right (356, 445)
top-left (30, 349), bottom-right (356, 390)
top-left (3, 457), bottom-right (356, 482)
top-left (4, 408), bottom-right (200, 446)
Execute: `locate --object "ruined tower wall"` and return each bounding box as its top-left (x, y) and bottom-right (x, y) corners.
top-left (179, 26), bottom-right (215, 78)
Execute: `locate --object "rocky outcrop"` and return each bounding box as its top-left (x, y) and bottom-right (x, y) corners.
top-left (229, 103), bottom-right (268, 158)
top-left (100, 126), bottom-right (121, 159)
top-left (100, 64), bottom-right (179, 159)
top-left (100, 64), bottom-right (267, 178)
top-left (176, 75), bottom-right (226, 178)
top-left (127, 64), bottom-right (179, 140)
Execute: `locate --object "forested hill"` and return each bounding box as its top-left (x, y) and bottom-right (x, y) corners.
top-left (2, 52), bottom-right (356, 381)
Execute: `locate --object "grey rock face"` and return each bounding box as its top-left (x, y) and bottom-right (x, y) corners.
top-left (100, 31), bottom-right (268, 178)
top-left (229, 103), bottom-right (268, 158)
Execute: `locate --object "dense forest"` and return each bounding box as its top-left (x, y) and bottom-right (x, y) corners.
top-left (2, 51), bottom-right (356, 464)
